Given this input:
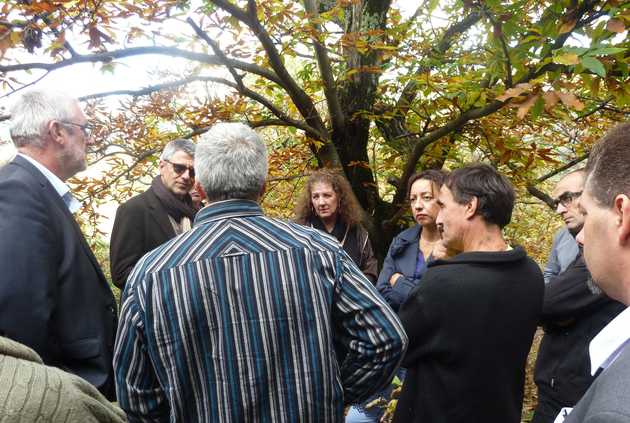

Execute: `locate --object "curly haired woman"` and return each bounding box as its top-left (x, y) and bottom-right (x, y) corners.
top-left (294, 169), bottom-right (378, 284)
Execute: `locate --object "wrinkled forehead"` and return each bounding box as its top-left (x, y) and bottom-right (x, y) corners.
top-left (552, 172), bottom-right (585, 198)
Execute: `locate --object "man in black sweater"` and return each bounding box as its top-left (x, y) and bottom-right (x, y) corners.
top-left (393, 163), bottom-right (544, 423)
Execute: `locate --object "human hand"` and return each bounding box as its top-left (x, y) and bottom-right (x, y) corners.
top-left (389, 273), bottom-right (403, 286)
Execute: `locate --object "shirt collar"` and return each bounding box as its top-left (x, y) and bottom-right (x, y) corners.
top-left (194, 199), bottom-right (263, 226)
top-left (589, 305), bottom-right (630, 375)
top-left (18, 153), bottom-right (81, 213)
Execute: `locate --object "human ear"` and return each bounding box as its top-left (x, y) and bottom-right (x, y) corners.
top-left (615, 194), bottom-right (630, 246)
top-left (47, 121), bottom-right (66, 146)
top-left (465, 196), bottom-right (478, 220)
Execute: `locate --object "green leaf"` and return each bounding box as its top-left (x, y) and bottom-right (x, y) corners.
top-left (586, 47), bottom-right (626, 56)
top-left (581, 56), bottom-right (606, 77)
top-left (428, 0), bottom-right (439, 13)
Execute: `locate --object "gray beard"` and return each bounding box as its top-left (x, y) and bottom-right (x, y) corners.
top-left (586, 274), bottom-right (603, 295)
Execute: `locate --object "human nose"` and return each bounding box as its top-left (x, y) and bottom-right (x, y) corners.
top-left (556, 202), bottom-right (567, 214)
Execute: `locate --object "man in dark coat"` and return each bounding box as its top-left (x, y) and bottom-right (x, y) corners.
top-left (109, 138), bottom-right (196, 289)
top-left (393, 163), bottom-right (544, 423)
top-left (532, 170), bottom-right (624, 423)
top-left (0, 89), bottom-right (118, 399)
top-left (561, 123), bottom-right (630, 423)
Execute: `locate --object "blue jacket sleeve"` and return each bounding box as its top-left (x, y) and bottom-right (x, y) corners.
top-left (376, 239), bottom-right (421, 311)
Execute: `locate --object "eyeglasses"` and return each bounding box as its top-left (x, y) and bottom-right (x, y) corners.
top-left (165, 160), bottom-right (195, 178)
top-left (59, 121), bottom-right (98, 138)
top-left (552, 191), bottom-right (582, 209)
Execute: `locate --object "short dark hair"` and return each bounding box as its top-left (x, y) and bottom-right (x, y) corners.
top-left (406, 169), bottom-right (448, 199)
top-left (586, 122), bottom-right (630, 207)
top-left (445, 163), bottom-right (515, 228)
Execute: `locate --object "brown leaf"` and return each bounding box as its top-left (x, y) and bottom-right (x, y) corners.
top-left (542, 91), bottom-right (560, 111)
top-left (556, 92), bottom-right (585, 111)
top-left (606, 19), bottom-right (626, 34)
top-left (558, 19), bottom-right (576, 34)
top-left (497, 83), bottom-right (532, 102)
top-left (517, 94), bottom-right (539, 119)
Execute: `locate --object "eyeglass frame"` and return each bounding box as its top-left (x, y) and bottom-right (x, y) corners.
top-left (552, 191), bottom-right (582, 209)
top-left (58, 120), bottom-right (98, 138)
top-left (164, 159), bottom-right (195, 178)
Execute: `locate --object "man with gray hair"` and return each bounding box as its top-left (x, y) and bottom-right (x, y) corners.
top-left (114, 122), bottom-right (407, 422)
top-left (110, 138), bottom-right (196, 289)
top-left (0, 89), bottom-right (118, 399)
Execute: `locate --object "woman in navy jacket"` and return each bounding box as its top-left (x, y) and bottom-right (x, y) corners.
top-left (376, 169), bottom-right (447, 311)
top-left (346, 169), bottom-right (447, 423)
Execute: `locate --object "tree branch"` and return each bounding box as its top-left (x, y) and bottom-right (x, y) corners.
top-left (0, 46), bottom-right (285, 87)
top-left (186, 17), bottom-right (246, 92)
top-left (526, 185), bottom-right (555, 209)
top-left (303, 0), bottom-right (346, 133)
top-left (480, 7), bottom-right (512, 87)
top-left (535, 153), bottom-right (589, 184)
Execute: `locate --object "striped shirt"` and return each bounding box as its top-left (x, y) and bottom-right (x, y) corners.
top-left (114, 199), bottom-right (407, 423)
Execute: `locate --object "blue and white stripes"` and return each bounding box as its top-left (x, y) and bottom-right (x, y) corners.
top-left (114, 199), bottom-right (407, 423)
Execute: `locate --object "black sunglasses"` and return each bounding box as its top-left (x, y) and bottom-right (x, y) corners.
top-left (165, 160), bottom-right (195, 178)
top-left (59, 120), bottom-right (97, 138)
top-left (552, 191), bottom-right (582, 209)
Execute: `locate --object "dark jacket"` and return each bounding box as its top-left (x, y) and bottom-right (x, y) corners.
top-left (110, 186), bottom-right (176, 289)
top-left (376, 225), bottom-right (427, 311)
top-left (0, 156), bottom-right (117, 399)
top-left (304, 218), bottom-right (378, 284)
top-left (393, 246), bottom-right (544, 423)
top-left (535, 254), bottom-right (625, 406)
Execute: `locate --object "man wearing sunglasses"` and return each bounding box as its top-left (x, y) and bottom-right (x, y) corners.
top-left (110, 139), bottom-right (197, 290)
top-left (532, 170), bottom-right (624, 423)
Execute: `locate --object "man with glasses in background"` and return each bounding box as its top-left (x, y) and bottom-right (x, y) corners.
top-left (532, 169), bottom-right (624, 423)
top-left (110, 138), bottom-right (197, 290)
top-left (0, 89), bottom-right (118, 399)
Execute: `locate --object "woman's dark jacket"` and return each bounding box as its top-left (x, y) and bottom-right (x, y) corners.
top-left (376, 225), bottom-right (426, 311)
top-left (305, 217), bottom-right (378, 284)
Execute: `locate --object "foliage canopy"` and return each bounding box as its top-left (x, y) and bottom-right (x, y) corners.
top-left (1, 0), bottom-right (628, 257)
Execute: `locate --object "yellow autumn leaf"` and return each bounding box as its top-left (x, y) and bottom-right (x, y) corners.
top-left (553, 53), bottom-right (580, 65)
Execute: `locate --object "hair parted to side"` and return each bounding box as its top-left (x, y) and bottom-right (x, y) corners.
top-left (9, 89), bottom-right (79, 149)
top-left (445, 163), bottom-right (515, 228)
top-left (406, 169), bottom-right (448, 199)
top-left (160, 138), bottom-right (196, 160)
top-left (195, 122), bottom-right (267, 202)
top-left (585, 122), bottom-right (630, 208)
top-left (294, 168), bottom-right (365, 227)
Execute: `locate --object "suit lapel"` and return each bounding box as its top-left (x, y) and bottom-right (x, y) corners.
top-left (13, 156), bottom-right (109, 286)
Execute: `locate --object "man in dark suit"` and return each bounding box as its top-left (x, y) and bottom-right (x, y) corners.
top-left (109, 139), bottom-right (196, 289)
top-left (561, 123), bottom-right (630, 423)
top-left (0, 89), bottom-right (118, 399)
